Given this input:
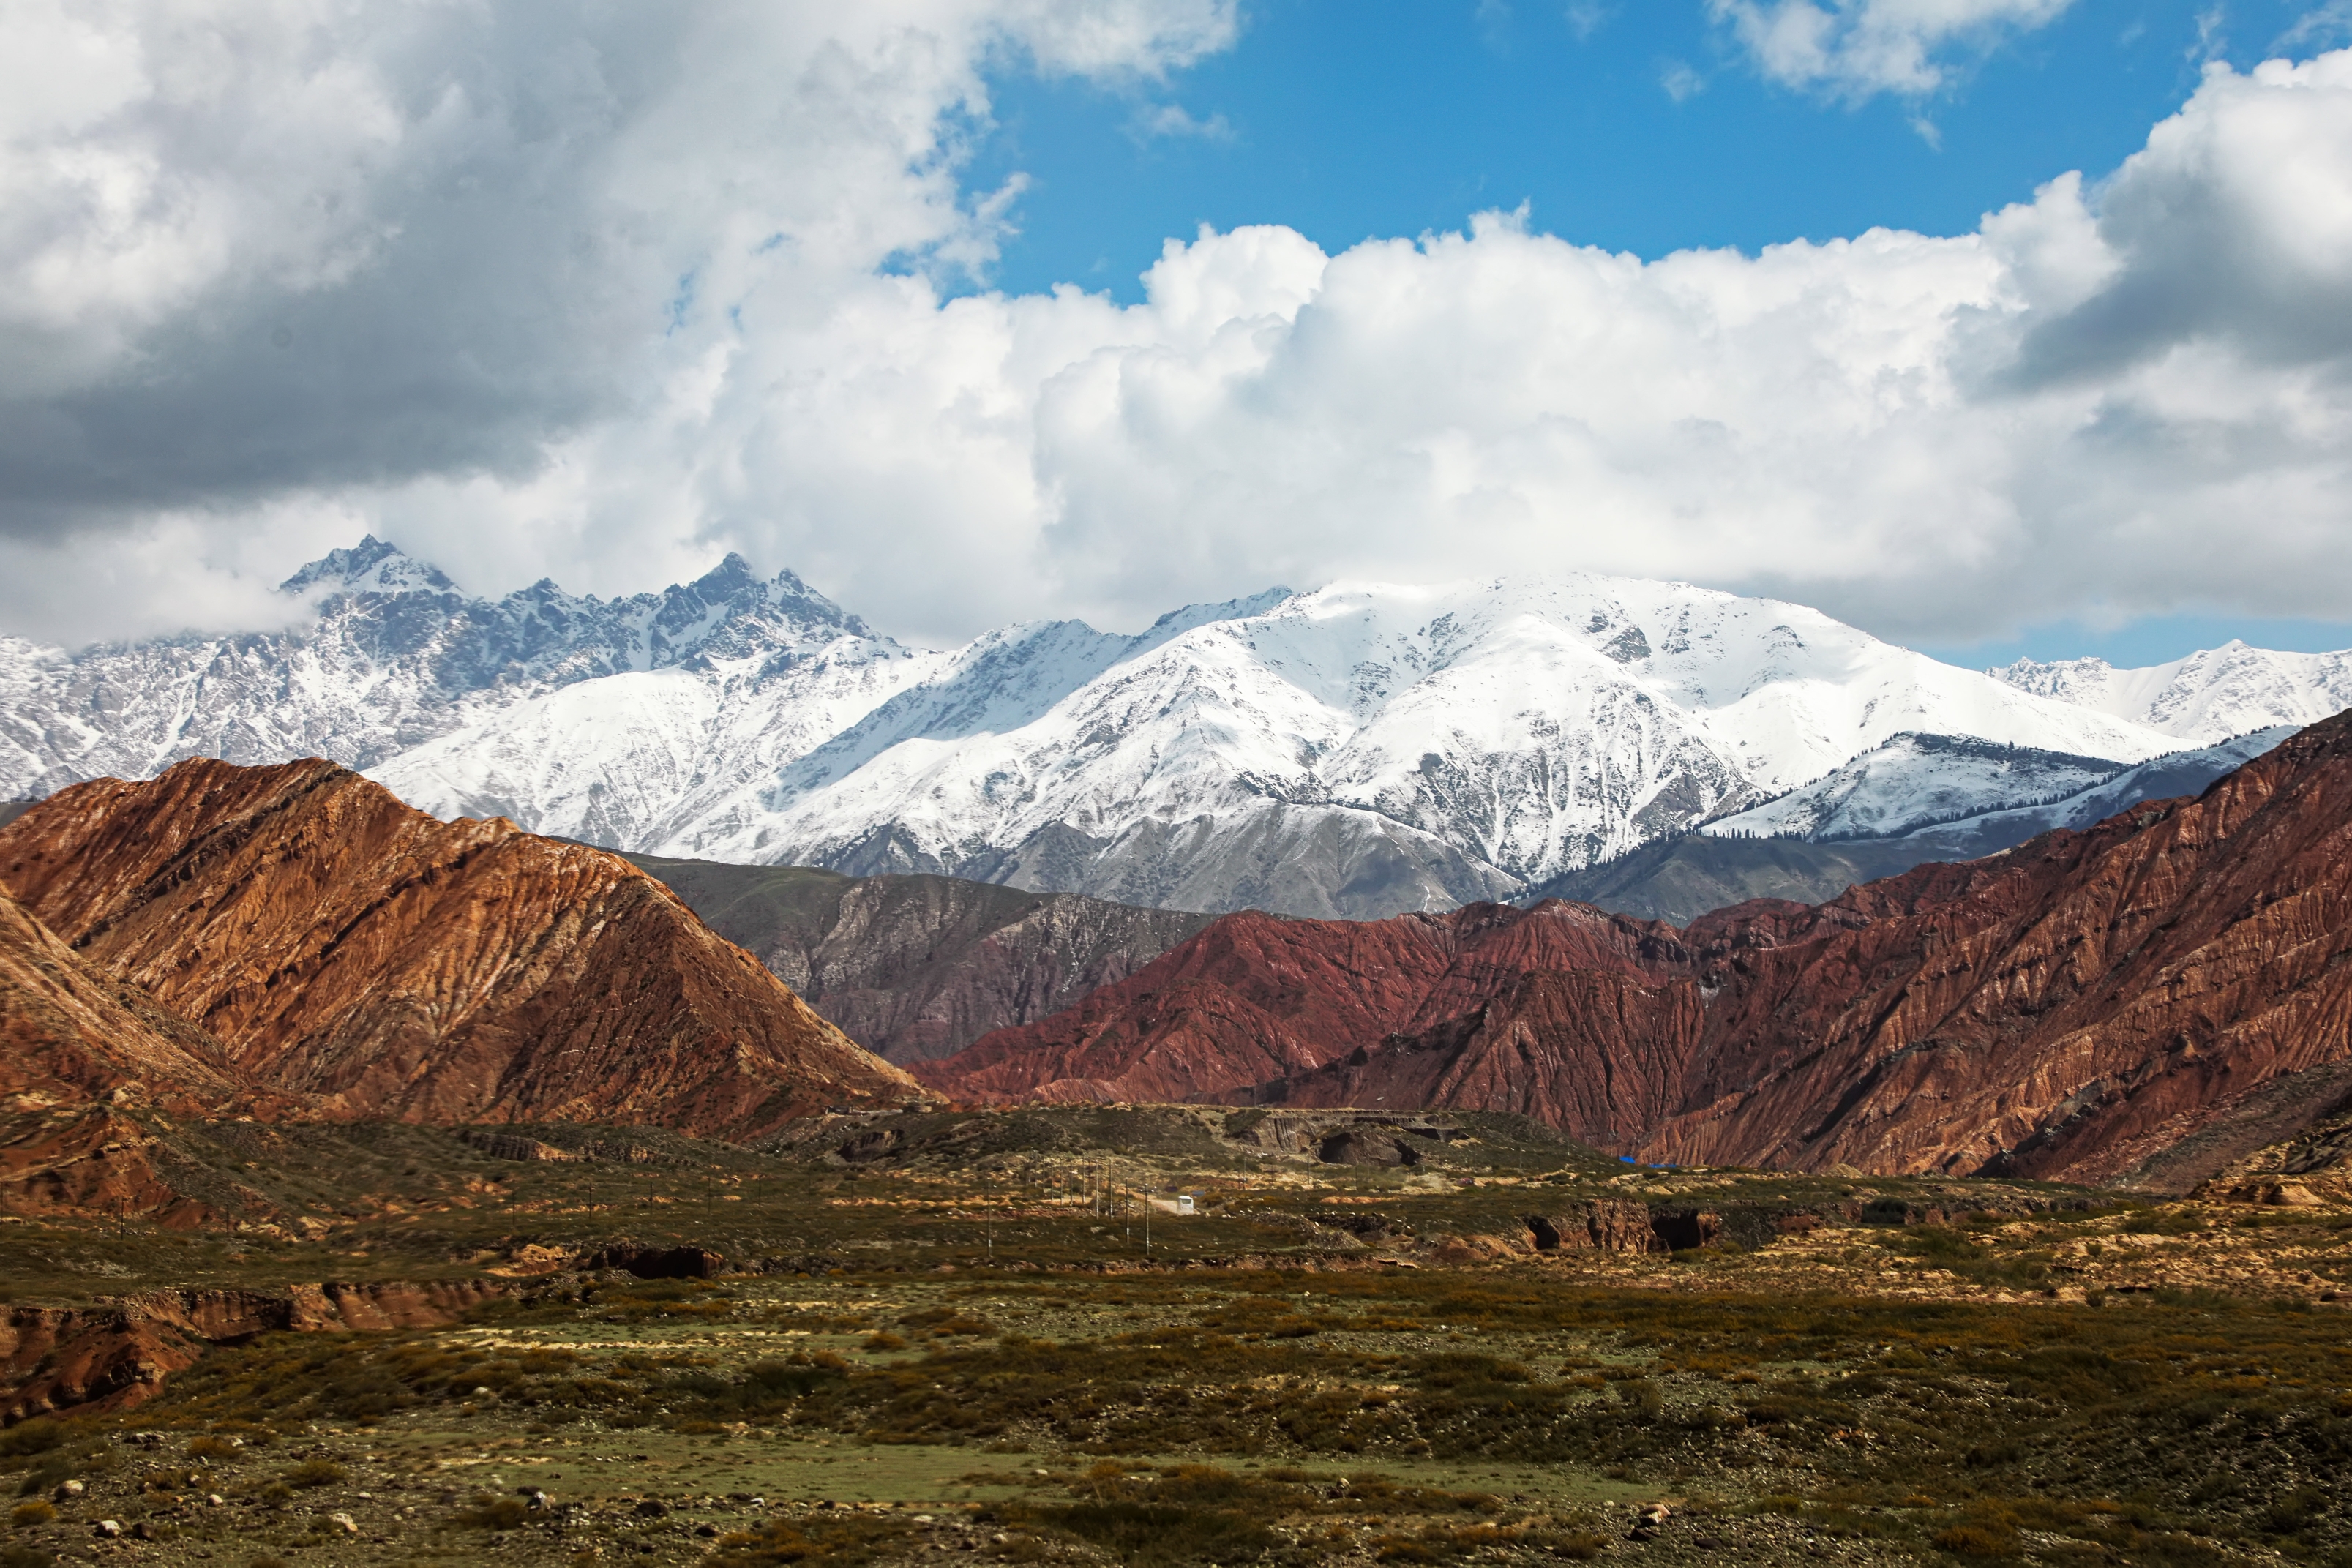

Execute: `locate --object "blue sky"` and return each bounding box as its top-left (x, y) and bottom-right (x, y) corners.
top-left (962, 0), bottom-right (2352, 667)
top-left (11, 2), bottom-right (2351, 665)
top-left (975, 1), bottom-right (2318, 298)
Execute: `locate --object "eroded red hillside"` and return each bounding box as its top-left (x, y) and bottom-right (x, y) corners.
top-left (922, 710), bottom-right (2352, 1188)
top-left (916, 899), bottom-right (1685, 1105)
top-left (0, 759), bottom-right (918, 1138)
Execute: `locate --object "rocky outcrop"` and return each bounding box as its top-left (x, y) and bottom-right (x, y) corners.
top-left (926, 710), bottom-right (2352, 1188)
top-left (916, 900), bottom-right (1682, 1106)
top-left (0, 758), bottom-right (918, 1139)
top-left (0, 1110), bottom-right (225, 1226)
top-left (0, 1278), bottom-right (518, 1422)
top-left (624, 855), bottom-right (1210, 1063)
top-left (2188, 1095), bottom-right (2352, 1205)
top-left (1525, 1201), bottom-right (1663, 1253)
top-left (577, 1243), bottom-right (730, 1279)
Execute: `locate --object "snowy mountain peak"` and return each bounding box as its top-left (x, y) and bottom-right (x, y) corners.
top-left (0, 539), bottom-right (924, 813)
top-left (1136, 587), bottom-right (1296, 650)
top-left (279, 535), bottom-right (458, 596)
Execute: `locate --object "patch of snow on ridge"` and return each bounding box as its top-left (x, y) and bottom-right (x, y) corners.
top-left (1993, 642), bottom-right (2352, 743)
top-left (1701, 735), bottom-right (2130, 842)
top-left (1906, 727), bottom-right (2302, 846)
top-left (1705, 727), bottom-right (2302, 847)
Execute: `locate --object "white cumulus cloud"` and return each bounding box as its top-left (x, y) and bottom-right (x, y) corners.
top-left (1707, 0), bottom-right (2076, 99)
top-left (0, 4), bottom-right (2349, 661)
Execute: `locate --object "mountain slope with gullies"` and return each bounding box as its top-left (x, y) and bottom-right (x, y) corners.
top-left (620, 855), bottom-right (1212, 1065)
top-left (0, 883), bottom-right (246, 1121)
top-left (0, 882), bottom-right (314, 1221)
top-left (0, 759), bottom-right (917, 1136)
top-left (924, 709), bottom-right (2352, 1188)
top-left (913, 900), bottom-right (1690, 1108)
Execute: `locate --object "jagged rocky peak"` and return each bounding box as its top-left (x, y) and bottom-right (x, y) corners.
top-left (278, 534), bottom-right (460, 596)
top-left (651, 554), bottom-right (882, 665)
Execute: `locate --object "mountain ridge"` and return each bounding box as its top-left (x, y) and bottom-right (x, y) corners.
top-left (922, 707), bottom-right (2352, 1189)
top-left (6, 539), bottom-right (2348, 921)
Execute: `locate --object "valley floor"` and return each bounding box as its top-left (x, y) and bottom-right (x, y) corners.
top-left (5, 1111), bottom-right (2352, 1567)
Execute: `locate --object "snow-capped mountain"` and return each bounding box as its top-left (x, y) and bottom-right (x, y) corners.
top-left (0, 537), bottom-right (935, 813)
top-left (6, 539), bottom-right (2348, 920)
top-left (1993, 643), bottom-right (2352, 744)
top-left (662, 575), bottom-right (2192, 917)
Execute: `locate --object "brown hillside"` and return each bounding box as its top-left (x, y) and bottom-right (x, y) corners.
top-left (1, 884), bottom-right (244, 1119)
top-left (916, 900), bottom-right (1684, 1105)
top-left (0, 759), bottom-right (917, 1137)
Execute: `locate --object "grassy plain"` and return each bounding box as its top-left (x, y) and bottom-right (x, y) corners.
top-left (4, 1107), bottom-right (2352, 1567)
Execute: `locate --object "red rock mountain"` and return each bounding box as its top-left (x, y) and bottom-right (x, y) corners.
top-left (0, 759), bottom-right (917, 1137)
top-left (915, 900), bottom-right (1685, 1106)
top-left (924, 710), bottom-right (2352, 1188)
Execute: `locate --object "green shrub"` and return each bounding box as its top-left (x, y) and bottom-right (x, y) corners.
top-left (1936, 1522), bottom-right (2022, 1556)
top-left (280, 1459), bottom-right (345, 1489)
top-left (1027, 1500), bottom-right (1275, 1567)
top-left (0, 1425), bottom-right (60, 1460)
top-left (457, 1497), bottom-right (531, 1530)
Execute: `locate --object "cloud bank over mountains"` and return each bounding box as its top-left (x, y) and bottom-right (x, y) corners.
top-left (1, 1), bottom-right (2348, 653)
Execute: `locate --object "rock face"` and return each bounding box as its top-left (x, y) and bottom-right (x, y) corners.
top-left (926, 710), bottom-right (2352, 1188)
top-left (916, 900), bottom-right (1684, 1107)
top-left (622, 855), bottom-right (1211, 1063)
top-left (0, 759), bottom-right (916, 1137)
top-left (1, 1279), bottom-right (517, 1422)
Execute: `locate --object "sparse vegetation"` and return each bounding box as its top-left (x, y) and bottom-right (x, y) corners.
top-left (4, 1108), bottom-right (2351, 1564)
